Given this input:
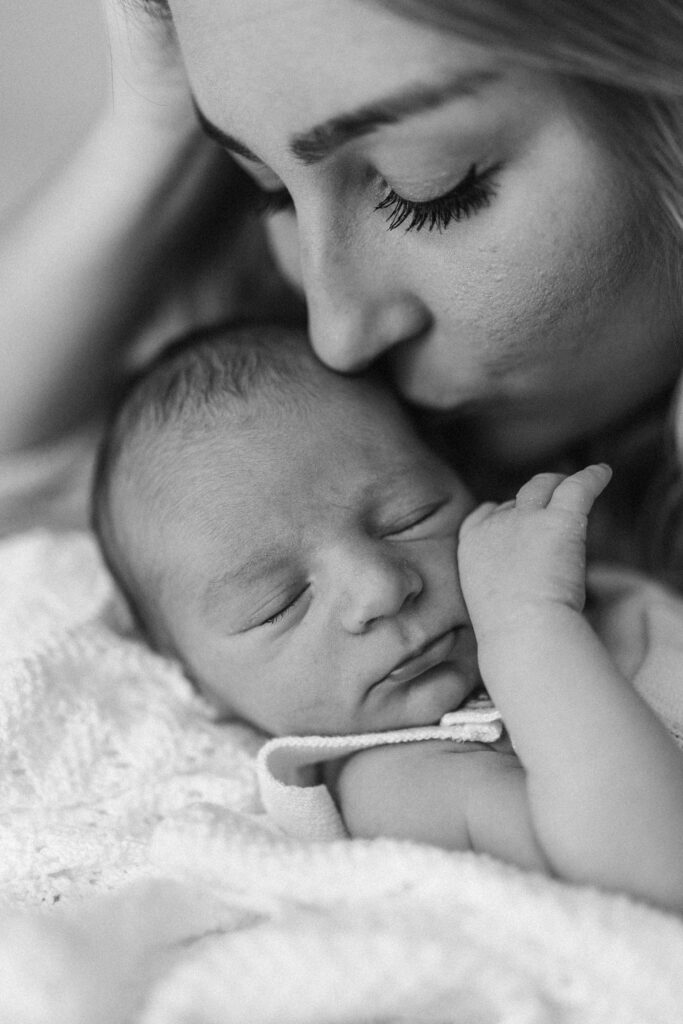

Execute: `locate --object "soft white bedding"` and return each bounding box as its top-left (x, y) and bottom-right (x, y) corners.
top-left (1, 437), bottom-right (683, 1024)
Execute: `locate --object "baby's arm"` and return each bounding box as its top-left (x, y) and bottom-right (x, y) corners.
top-left (458, 466), bottom-right (683, 909)
top-left (336, 740), bottom-right (549, 873)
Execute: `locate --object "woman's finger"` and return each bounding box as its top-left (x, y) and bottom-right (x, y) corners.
top-left (99, 0), bottom-right (192, 125)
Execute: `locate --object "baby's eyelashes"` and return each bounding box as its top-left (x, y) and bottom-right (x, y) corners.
top-left (258, 586), bottom-right (311, 629)
top-left (382, 497), bottom-right (456, 539)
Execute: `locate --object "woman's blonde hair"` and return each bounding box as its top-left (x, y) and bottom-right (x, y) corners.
top-left (378, 0), bottom-right (682, 265)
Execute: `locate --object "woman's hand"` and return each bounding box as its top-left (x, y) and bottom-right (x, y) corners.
top-left (97, 0), bottom-right (300, 348)
top-left (99, 0), bottom-right (194, 132)
top-left (0, 0), bottom-right (300, 452)
top-left (458, 465), bottom-right (612, 640)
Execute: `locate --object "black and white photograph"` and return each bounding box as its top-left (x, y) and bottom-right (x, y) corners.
top-left (1, 1), bottom-right (682, 1020)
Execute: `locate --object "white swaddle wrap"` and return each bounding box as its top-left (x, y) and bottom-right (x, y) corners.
top-left (257, 691), bottom-right (504, 839)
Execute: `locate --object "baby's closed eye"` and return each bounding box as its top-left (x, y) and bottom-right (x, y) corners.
top-left (381, 494), bottom-right (462, 540)
top-left (259, 586), bottom-right (310, 627)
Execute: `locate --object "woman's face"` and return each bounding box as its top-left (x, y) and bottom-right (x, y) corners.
top-left (169, 0), bottom-right (680, 463)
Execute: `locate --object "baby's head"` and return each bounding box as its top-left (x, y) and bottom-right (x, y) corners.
top-left (93, 323), bottom-right (480, 736)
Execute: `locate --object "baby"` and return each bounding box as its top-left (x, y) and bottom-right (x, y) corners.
top-left (92, 322), bottom-right (683, 911)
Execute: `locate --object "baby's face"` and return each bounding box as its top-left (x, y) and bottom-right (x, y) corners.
top-left (153, 374), bottom-right (480, 736)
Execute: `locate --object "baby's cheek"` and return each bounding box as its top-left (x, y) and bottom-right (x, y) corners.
top-left (181, 638), bottom-right (258, 721)
top-left (192, 666), bottom-right (242, 718)
top-left (457, 527), bottom-right (497, 600)
top-left (425, 538), bottom-right (465, 608)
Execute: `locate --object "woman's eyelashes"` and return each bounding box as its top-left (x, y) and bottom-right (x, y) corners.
top-left (376, 162), bottom-right (503, 232)
top-left (249, 161), bottom-right (503, 233)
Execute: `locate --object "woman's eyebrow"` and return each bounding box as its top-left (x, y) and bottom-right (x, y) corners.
top-left (291, 71), bottom-right (500, 165)
top-left (193, 70), bottom-right (499, 167)
top-left (193, 100), bottom-right (261, 162)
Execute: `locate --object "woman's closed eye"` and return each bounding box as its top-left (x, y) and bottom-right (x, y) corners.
top-left (253, 186), bottom-right (294, 217)
top-left (250, 161), bottom-right (502, 233)
top-left (376, 161), bottom-right (502, 233)
top-left (227, 156), bottom-right (295, 217)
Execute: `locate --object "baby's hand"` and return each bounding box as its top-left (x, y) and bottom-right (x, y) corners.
top-left (458, 465), bottom-right (611, 638)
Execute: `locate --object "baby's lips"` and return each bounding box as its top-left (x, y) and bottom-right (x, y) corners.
top-left (382, 629), bottom-right (458, 685)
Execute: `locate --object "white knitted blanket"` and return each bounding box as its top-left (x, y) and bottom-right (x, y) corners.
top-left (1, 438), bottom-right (683, 1024)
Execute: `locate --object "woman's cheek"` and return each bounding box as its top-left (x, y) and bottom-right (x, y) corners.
top-left (433, 161), bottom-right (637, 370)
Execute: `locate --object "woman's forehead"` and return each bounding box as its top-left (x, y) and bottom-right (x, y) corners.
top-left (170, 0), bottom-right (504, 140)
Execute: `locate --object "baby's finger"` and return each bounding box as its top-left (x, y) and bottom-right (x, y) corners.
top-left (547, 464), bottom-right (612, 515)
top-left (515, 473), bottom-right (567, 510)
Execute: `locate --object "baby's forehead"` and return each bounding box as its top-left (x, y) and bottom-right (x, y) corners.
top-left (118, 355), bottom-right (419, 543)
top-left (173, 362), bottom-right (397, 446)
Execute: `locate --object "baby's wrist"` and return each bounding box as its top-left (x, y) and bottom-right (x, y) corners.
top-left (472, 599), bottom-right (583, 669)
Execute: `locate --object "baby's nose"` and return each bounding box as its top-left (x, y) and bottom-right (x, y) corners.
top-left (340, 554), bottom-right (423, 634)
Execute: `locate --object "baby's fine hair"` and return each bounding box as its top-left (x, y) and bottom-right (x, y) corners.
top-left (91, 320), bottom-right (325, 643)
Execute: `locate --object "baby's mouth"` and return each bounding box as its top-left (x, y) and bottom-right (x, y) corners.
top-left (383, 629), bottom-right (458, 685)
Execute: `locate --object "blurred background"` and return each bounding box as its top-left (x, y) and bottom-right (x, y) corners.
top-left (0, 0), bottom-right (107, 217)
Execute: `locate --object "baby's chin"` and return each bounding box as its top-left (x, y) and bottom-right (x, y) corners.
top-left (360, 625), bottom-right (482, 732)
top-left (377, 661), bottom-right (482, 731)
top-left (264, 662), bottom-right (480, 739)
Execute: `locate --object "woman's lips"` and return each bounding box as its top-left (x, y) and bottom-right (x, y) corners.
top-left (385, 629), bottom-right (457, 685)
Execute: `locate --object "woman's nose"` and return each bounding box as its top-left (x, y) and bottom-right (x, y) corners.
top-left (298, 217), bottom-right (432, 373)
top-left (339, 551), bottom-right (424, 634)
